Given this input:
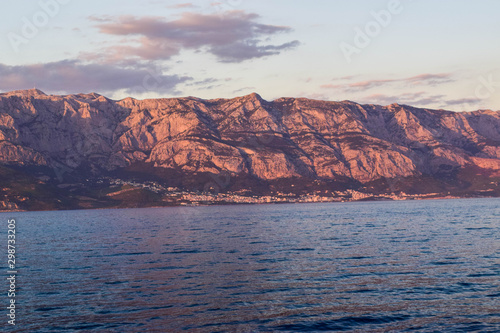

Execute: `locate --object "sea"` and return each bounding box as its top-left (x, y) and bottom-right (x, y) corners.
top-left (2, 198), bottom-right (499, 332)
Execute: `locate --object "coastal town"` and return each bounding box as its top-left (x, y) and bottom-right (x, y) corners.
top-left (103, 177), bottom-right (462, 207)
top-left (2, 172), bottom-right (495, 212)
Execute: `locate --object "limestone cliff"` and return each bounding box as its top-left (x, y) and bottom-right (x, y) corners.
top-left (1, 89), bottom-right (498, 185)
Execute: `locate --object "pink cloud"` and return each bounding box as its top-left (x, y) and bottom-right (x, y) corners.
top-left (321, 73), bottom-right (454, 92)
top-left (0, 60), bottom-right (190, 95)
top-left (168, 3), bottom-right (196, 9)
top-left (89, 11), bottom-right (299, 63)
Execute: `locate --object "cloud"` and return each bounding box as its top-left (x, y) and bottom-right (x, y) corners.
top-left (185, 78), bottom-right (223, 90)
top-left (406, 73), bottom-right (452, 85)
top-left (443, 97), bottom-right (489, 110)
top-left (336, 75), bottom-right (357, 81)
top-left (346, 79), bottom-right (394, 90)
top-left (322, 73), bottom-right (453, 92)
top-left (0, 60), bottom-right (190, 95)
top-left (232, 86), bottom-right (255, 94)
top-left (359, 92), bottom-right (492, 110)
top-left (168, 3), bottom-right (196, 9)
top-left (320, 83), bottom-right (341, 89)
top-left (361, 92), bottom-right (446, 107)
top-left (211, 40), bottom-right (300, 63)
top-left (320, 80), bottom-right (391, 91)
top-left (90, 11), bottom-right (299, 63)
top-left (444, 98), bottom-right (481, 106)
top-left (186, 78), bottom-right (219, 86)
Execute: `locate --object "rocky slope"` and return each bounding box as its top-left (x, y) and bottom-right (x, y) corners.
top-left (0, 89), bottom-right (499, 210)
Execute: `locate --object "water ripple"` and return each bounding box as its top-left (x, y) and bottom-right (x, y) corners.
top-left (4, 198), bottom-right (500, 332)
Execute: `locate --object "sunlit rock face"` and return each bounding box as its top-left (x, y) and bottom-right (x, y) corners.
top-left (1, 89), bottom-right (499, 182)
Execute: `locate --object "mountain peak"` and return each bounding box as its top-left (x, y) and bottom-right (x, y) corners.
top-left (2, 88), bottom-right (47, 97)
top-left (244, 92), bottom-right (265, 101)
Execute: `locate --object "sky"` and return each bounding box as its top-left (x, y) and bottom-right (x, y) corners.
top-left (1, 0), bottom-right (500, 111)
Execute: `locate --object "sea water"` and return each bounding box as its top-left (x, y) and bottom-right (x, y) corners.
top-left (2, 199), bottom-right (499, 332)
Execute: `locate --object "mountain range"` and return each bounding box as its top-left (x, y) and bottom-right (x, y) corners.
top-left (0, 89), bottom-right (499, 211)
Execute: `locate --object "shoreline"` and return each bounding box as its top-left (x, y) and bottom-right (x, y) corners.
top-left (1, 194), bottom-right (497, 213)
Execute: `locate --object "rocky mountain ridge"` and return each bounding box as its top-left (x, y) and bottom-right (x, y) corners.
top-left (0, 89), bottom-right (499, 210)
